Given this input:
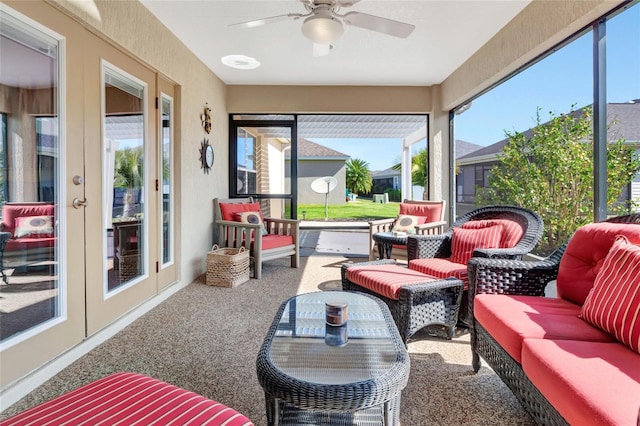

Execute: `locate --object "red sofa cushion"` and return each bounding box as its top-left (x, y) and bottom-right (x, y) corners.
top-left (556, 222), bottom-right (640, 305)
top-left (1, 203), bottom-right (55, 237)
top-left (409, 258), bottom-right (468, 287)
top-left (450, 225), bottom-right (502, 265)
top-left (260, 234), bottom-right (293, 251)
top-left (580, 235), bottom-right (640, 354)
top-left (474, 294), bottom-right (616, 363)
top-left (219, 202), bottom-right (262, 221)
top-left (462, 219), bottom-right (525, 248)
top-left (5, 237), bottom-right (56, 252)
top-left (0, 372), bottom-right (253, 426)
top-left (399, 202), bottom-right (443, 222)
top-left (346, 263), bottom-right (435, 300)
top-left (522, 338), bottom-right (640, 426)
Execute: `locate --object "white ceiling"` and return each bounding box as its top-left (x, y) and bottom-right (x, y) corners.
top-left (140, 0), bottom-right (532, 86)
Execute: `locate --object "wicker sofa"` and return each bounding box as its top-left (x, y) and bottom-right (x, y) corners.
top-left (468, 215), bottom-right (640, 425)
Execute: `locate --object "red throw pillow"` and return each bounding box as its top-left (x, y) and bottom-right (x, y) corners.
top-left (462, 219), bottom-right (525, 248)
top-left (580, 235), bottom-right (640, 354)
top-left (450, 225), bottom-right (502, 265)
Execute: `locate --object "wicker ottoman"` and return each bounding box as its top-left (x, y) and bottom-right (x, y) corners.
top-left (341, 259), bottom-right (464, 342)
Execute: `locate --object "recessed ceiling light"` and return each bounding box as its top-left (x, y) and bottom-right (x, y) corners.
top-left (221, 55), bottom-right (261, 70)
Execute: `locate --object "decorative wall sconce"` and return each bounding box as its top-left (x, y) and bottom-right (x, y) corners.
top-left (201, 103), bottom-right (212, 134)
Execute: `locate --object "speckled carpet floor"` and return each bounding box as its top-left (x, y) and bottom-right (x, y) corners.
top-left (1, 252), bottom-right (534, 425)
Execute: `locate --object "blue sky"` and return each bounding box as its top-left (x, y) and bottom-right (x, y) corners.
top-left (308, 5), bottom-right (639, 172)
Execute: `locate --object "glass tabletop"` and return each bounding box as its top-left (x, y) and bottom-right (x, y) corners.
top-left (267, 291), bottom-right (401, 385)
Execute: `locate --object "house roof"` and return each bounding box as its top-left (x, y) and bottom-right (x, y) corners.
top-left (457, 101), bottom-right (640, 164)
top-left (286, 138), bottom-right (350, 160)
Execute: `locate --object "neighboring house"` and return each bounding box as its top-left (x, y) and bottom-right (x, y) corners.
top-left (456, 100), bottom-right (640, 210)
top-left (285, 138), bottom-right (350, 205)
top-left (371, 140), bottom-right (483, 200)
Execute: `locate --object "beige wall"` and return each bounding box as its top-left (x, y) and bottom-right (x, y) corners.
top-left (49, 0), bottom-right (229, 282)
top-left (227, 85), bottom-right (432, 114)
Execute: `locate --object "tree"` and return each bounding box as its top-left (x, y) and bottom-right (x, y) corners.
top-left (477, 106), bottom-right (640, 255)
top-left (392, 148), bottom-right (428, 187)
top-left (114, 147), bottom-right (143, 218)
top-left (346, 158), bottom-right (372, 195)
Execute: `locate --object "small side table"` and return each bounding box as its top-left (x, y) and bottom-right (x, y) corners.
top-left (0, 231), bottom-right (11, 284)
top-left (372, 231), bottom-right (408, 259)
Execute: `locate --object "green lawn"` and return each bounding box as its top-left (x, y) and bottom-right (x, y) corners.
top-left (297, 199), bottom-right (400, 221)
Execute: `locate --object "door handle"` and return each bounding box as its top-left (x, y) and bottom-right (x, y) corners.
top-left (73, 197), bottom-right (88, 209)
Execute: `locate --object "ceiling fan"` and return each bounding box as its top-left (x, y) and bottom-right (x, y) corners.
top-left (230, 0), bottom-right (415, 57)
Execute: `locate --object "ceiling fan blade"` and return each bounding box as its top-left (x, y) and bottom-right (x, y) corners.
top-left (313, 43), bottom-right (332, 57)
top-left (343, 11), bottom-right (415, 38)
top-left (229, 13), bottom-right (302, 29)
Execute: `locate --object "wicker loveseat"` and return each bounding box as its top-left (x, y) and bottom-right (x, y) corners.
top-left (468, 214), bottom-right (640, 425)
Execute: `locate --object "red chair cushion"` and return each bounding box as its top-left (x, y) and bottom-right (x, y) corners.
top-left (399, 203), bottom-right (443, 222)
top-left (346, 263), bottom-right (435, 300)
top-left (1, 204), bottom-right (55, 237)
top-left (408, 258), bottom-right (468, 287)
top-left (449, 225), bottom-right (502, 265)
top-left (474, 294), bottom-right (616, 363)
top-left (557, 222), bottom-right (640, 305)
top-left (260, 234), bottom-right (293, 250)
top-left (522, 338), bottom-right (640, 426)
top-left (5, 237), bottom-right (56, 252)
top-left (462, 219), bottom-right (525, 248)
top-left (0, 372), bottom-right (253, 426)
top-left (580, 235), bottom-right (640, 354)
top-left (219, 202), bottom-right (262, 221)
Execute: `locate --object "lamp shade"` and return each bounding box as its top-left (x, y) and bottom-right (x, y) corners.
top-left (301, 15), bottom-right (344, 44)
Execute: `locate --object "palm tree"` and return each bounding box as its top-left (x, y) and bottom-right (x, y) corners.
top-left (114, 147), bottom-right (143, 218)
top-left (392, 148), bottom-right (428, 187)
top-left (346, 158), bottom-right (372, 195)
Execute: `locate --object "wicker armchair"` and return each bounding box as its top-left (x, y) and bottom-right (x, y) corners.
top-left (466, 213), bottom-right (640, 425)
top-left (407, 205), bottom-right (544, 327)
top-left (369, 199), bottom-right (446, 261)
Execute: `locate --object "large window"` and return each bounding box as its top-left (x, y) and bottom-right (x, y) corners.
top-left (453, 2), bottom-right (640, 255)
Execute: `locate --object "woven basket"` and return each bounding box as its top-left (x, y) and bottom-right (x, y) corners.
top-left (206, 245), bottom-right (250, 287)
top-left (118, 251), bottom-right (141, 282)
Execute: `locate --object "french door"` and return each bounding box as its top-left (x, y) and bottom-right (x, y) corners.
top-left (0, 1), bottom-right (176, 388)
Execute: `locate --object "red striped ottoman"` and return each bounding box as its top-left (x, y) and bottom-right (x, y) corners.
top-left (1, 372), bottom-right (253, 426)
top-left (341, 260), bottom-right (463, 342)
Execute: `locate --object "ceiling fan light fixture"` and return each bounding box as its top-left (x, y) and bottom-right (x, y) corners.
top-left (301, 15), bottom-right (344, 44)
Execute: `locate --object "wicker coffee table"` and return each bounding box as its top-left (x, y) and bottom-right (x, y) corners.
top-left (256, 291), bottom-right (410, 426)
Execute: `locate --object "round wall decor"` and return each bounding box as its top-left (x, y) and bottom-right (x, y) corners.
top-left (199, 139), bottom-right (214, 174)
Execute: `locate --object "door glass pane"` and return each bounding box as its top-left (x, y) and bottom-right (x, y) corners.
top-left (0, 10), bottom-right (62, 341)
top-left (104, 65), bottom-right (146, 292)
top-left (161, 95), bottom-right (172, 266)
